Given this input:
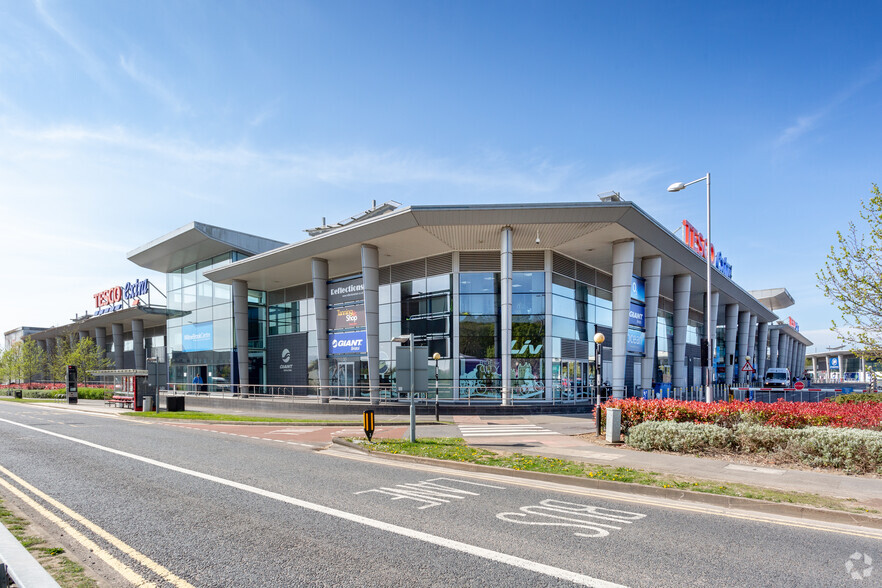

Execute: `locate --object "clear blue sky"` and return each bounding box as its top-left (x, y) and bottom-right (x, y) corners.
top-left (2, 0), bottom-right (880, 352)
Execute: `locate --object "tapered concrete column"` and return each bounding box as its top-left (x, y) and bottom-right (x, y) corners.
top-left (724, 304), bottom-right (739, 385)
top-left (707, 291), bottom-right (720, 386)
top-left (611, 240), bottom-right (635, 397)
top-left (69, 332), bottom-right (77, 347)
top-left (641, 256), bottom-right (662, 390)
top-left (131, 319), bottom-right (145, 371)
top-left (45, 338), bottom-right (55, 365)
top-left (672, 274), bottom-right (691, 389)
top-left (756, 322), bottom-right (769, 378)
top-left (838, 354), bottom-right (844, 381)
top-left (452, 252), bottom-right (461, 398)
top-left (769, 329), bottom-right (780, 368)
top-left (736, 311), bottom-right (750, 385)
top-left (780, 336), bottom-right (790, 374)
top-left (232, 280), bottom-right (250, 390)
top-left (500, 227), bottom-right (513, 405)
top-left (798, 344), bottom-right (806, 378)
top-left (361, 245), bottom-right (380, 405)
top-left (746, 314), bottom-right (757, 379)
top-left (312, 258), bottom-right (330, 399)
top-left (94, 327), bottom-right (106, 359)
top-left (78, 330), bottom-right (89, 342)
top-left (544, 250), bottom-right (554, 400)
top-left (112, 323), bottom-right (124, 369)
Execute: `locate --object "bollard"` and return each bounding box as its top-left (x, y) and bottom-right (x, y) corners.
top-left (605, 407), bottom-right (622, 444)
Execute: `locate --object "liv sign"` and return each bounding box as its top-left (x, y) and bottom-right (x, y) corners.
top-left (681, 220), bottom-right (733, 279)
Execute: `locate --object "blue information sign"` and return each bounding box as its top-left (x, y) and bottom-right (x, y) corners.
top-left (628, 302), bottom-right (645, 328)
top-left (626, 328), bottom-right (645, 355)
top-left (630, 276), bottom-right (645, 303)
top-left (329, 330), bottom-right (367, 355)
top-left (183, 322), bottom-right (213, 352)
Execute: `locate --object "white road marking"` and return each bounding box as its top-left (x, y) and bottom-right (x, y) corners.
top-left (319, 448), bottom-right (882, 541)
top-left (724, 464), bottom-right (785, 475)
top-left (498, 500), bottom-right (646, 538)
top-left (0, 465), bottom-right (195, 587)
top-left (460, 424), bottom-right (560, 437)
top-left (356, 477), bottom-right (505, 509)
top-left (0, 417), bottom-right (628, 588)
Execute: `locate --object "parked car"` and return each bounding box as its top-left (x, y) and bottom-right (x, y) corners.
top-left (763, 368), bottom-right (791, 388)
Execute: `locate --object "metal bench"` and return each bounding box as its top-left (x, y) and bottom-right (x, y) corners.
top-left (105, 395), bottom-right (134, 409)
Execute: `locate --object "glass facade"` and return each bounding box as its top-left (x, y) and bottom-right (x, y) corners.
top-left (166, 252), bottom-right (248, 389)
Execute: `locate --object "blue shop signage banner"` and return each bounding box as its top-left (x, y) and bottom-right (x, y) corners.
top-left (183, 322), bottom-right (213, 352)
top-left (626, 328), bottom-right (645, 355)
top-left (828, 357), bottom-right (840, 369)
top-left (628, 302), bottom-right (645, 328)
top-left (329, 330), bottom-right (367, 355)
top-left (631, 276), bottom-right (645, 303)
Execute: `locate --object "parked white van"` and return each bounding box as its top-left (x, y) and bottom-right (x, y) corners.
top-left (763, 368), bottom-right (791, 388)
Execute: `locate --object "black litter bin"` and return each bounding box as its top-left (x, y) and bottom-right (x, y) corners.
top-left (166, 396), bottom-right (185, 412)
top-left (14, 390), bottom-right (22, 399)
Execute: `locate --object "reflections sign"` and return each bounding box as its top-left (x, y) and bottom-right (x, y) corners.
top-left (328, 277), bottom-right (364, 305)
top-left (630, 276), bottom-right (645, 303)
top-left (329, 331), bottom-right (367, 355)
top-left (183, 322), bottom-right (213, 352)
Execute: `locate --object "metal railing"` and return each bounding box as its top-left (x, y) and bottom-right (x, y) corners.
top-left (160, 382), bottom-right (634, 406)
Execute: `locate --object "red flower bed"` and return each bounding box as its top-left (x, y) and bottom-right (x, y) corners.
top-left (596, 398), bottom-right (882, 430)
top-left (0, 383), bottom-right (65, 390)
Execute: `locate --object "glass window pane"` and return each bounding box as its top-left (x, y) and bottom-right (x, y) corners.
top-left (168, 270), bottom-right (182, 292)
top-left (426, 274), bottom-right (451, 293)
top-left (214, 283), bottom-right (232, 304)
top-left (460, 272), bottom-right (497, 294)
top-left (197, 282), bottom-right (213, 308)
top-left (552, 294), bottom-right (576, 320)
top-left (182, 285), bottom-right (196, 311)
top-left (551, 274), bottom-right (574, 297)
top-left (512, 272), bottom-right (544, 293)
top-left (213, 303), bottom-right (232, 321)
top-left (460, 294), bottom-right (497, 316)
top-left (182, 264), bottom-right (197, 287)
top-left (213, 319), bottom-right (233, 350)
top-left (513, 293), bottom-right (544, 315)
top-left (552, 316), bottom-right (575, 339)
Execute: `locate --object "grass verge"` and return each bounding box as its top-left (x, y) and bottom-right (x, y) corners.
top-left (356, 437), bottom-right (878, 515)
top-left (125, 411), bottom-right (355, 423)
top-left (0, 496), bottom-right (97, 587)
top-left (0, 397), bottom-right (59, 404)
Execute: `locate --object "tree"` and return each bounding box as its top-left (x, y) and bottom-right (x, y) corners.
top-left (2, 340), bottom-right (46, 384)
top-left (67, 337), bottom-right (112, 383)
top-left (817, 183), bottom-right (882, 357)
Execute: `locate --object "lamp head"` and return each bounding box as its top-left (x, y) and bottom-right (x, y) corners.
top-left (432, 352), bottom-right (441, 361)
top-left (593, 332), bottom-right (605, 345)
top-left (667, 182), bottom-right (686, 192)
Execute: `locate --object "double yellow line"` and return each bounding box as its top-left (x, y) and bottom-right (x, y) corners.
top-left (0, 465), bottom-right (194, 587)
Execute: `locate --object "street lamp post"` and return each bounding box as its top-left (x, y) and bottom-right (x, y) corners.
top-left (432, 352), bottom-right (441, 422)
top-left (392, 335), bottom-right (416, 442)
top-left (668, 173), bottom-right (714, 403)
top-left (593, 332), bottom-right (605, 437)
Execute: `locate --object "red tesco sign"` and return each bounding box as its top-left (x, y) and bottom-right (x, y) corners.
top-left (94, 286), bottom-right (123, 308)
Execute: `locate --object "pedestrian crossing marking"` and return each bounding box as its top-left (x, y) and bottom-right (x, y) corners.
top-left (459, 424), bottom-right (560, 438)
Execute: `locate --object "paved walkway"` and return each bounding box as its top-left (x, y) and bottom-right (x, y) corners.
top-left (33, 399), bottom-right (882, 510)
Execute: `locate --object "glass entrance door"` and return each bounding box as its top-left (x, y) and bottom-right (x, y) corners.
top-left (339, 361), bottom-right (356, 397)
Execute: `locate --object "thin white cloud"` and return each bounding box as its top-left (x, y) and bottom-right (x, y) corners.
top-left (5, 122), bottom-right (581, 194)
top-left (119, 55), bottom-right (188, 114)
top-left (31, 0), bottom-right (110, 89)
top-left (775, 59), bottom-right (882, 146)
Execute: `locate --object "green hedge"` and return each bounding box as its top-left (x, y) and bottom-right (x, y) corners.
top-left (828, 392), bottom-right (882, 404)
top-left (627, 421), bottom-right (882, 474)
top-left (1, 387), bottom-right (110, 400)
